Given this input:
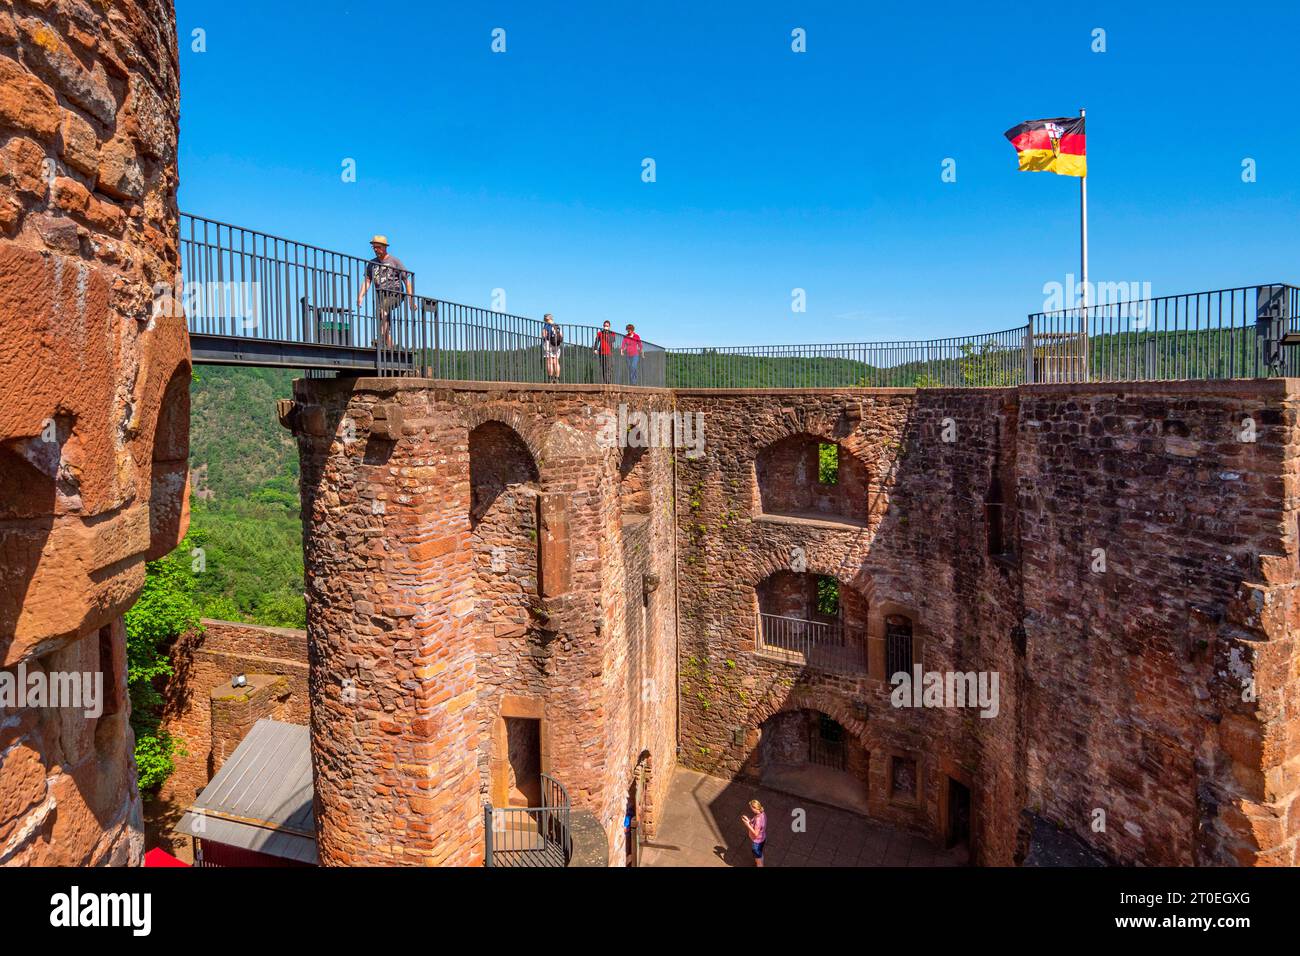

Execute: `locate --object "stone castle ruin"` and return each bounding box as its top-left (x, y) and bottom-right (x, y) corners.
top-left (2, 0), bottom-right (1298, 868)
top-left (273, 378), bottom-right (1300, 866)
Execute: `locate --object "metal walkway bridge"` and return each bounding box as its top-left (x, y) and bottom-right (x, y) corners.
top-left (180, 213), bottom-right (666, 385)
top-left (180, 213), bottom-right (1298, 389)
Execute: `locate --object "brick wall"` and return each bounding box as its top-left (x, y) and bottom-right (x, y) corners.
top-left (209, 675), bottom-right (291, 774)
top-left (279, 378), bottom-right (1300, 867)
top-left (156, 620), bottom-right (309, 811)
top-left (1016, 381), bottom-right (1300, 866)
top-left (0, 0), bottom-right (186, 866)
top-left (756, 432), bottom-right (872, 521)
top-left (674, 382), bottom-right (1300, 867)
top-left (674, 388), bottom-right (1024, 863)
top-left (287, 381), bottom-right (679, 865)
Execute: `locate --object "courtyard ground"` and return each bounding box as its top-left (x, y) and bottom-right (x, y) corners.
top-left (640, 768), bottom-right (967, 867)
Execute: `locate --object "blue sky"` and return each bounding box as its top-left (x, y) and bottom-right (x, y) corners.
top-left (175, 1), bottom-right (1299, 347)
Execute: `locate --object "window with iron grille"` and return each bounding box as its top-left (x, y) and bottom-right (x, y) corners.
top-left (810, 714), bottom-right (847, 771)
top-left (886, 614), bottom-right (913, 679)
top-left (817, 714), bottom-right (844, 743)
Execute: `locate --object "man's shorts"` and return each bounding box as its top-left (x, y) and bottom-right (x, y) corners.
top-left (376, 291), bottom-right (404, 322)
top-left (751, 841), bottom-right (765, 859)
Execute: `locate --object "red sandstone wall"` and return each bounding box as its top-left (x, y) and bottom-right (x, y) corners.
top-left (277, 376), bottom-right (1299, 867)
top-left (676, 382), bottom-right (1300, 867)
top-left (0, 0), bottom-right (186, 866)
top-left (598, 397), bottom-right (677, 859)
top-left (1017, 381), bottom-right (1300, 866)
top-left (150, 619), bottom-right (309, 854)
top-left (674, 389), bottom-right (1024, 864)
top-left (289, 381), bottom-right (678, 865)
top-left (293, 382), bottom-right (484, 866)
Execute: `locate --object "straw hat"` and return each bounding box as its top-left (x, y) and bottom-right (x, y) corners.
top-left (370, 235), bottom-right (389, 246)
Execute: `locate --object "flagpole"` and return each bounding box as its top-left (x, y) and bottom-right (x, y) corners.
top-left (1079, 107), bottom-right (1089, 380)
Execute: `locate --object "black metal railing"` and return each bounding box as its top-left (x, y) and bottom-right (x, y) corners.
top-left (669, 325), bottom-right (1029, 389)
top-left (483, 773), bottom-right (572, 868)
top-left (404, 299), bottom-right (666, 387)
top-left (180, 215), bottom-right (1298, 388)
top-left (180, 213), bottom-right (415, 349)
top-left (755, 612), bottom-right (867, 676)
top-left (1027, 284), bottom-right (1300, 382)
top-left (180, 213), bottom-right (667, 384)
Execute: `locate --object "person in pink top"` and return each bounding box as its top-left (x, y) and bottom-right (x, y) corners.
top-left (742, 798), bottom-right (767, 866)
top-left (620, 323), bottom-right (643, 385)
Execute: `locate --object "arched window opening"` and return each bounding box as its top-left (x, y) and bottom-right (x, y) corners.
top-left (469, 421), bottom-right (540, 597)
top-left (755, 433), bottom-right (867, 525)
top-left (755, 708), bottom-right (869, 814)
top-left (469, 421), bottom-right (539, 528)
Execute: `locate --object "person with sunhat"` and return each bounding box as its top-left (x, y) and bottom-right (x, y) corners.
top-left (356, 234), bottom-right (412, 349)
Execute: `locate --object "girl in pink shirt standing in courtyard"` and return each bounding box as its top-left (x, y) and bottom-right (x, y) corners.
top-left (742, 799), bottom-right (767, 867)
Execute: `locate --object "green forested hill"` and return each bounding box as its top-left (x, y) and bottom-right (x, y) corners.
top-left (190, 367), bottom-right (300, 501)
top-left (184, 366), bottom-right (305, 627)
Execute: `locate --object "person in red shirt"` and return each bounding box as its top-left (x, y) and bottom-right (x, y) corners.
top-left (593, 320), bottom-right (616, 384)
top-left (620, 323), bottom-right (643, 385)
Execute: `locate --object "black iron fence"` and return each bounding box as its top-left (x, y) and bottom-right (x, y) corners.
top-left (483, 773), bottom-right (572, 868)
top-left (181, 215), bottom-right (1297, 388)
top-left (398, 299), bottom-right (667, 387)
top-left (756, 612), bottom-right (867, 676)
top-left (180, 213), bottom-right (666, 385)
top-left (1027, 284), bottom-right (1300, 382)
top-left (180, 213), bottom-right (414, 348)
top-left (669, 325), bottom-right (1029, 389)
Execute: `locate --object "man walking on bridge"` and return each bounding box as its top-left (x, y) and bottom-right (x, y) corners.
top-left (357, 235), bottom-right (413, 349)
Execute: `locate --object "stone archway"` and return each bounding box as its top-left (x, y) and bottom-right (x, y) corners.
top-left (468, 419), bottom-right (540, 528)
top-left (752, 703), bottom-right (871, 816)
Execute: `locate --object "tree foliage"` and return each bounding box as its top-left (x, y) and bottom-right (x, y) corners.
top-left (123, 367), bottom-right (310, 792)
top-left (817, 442), bottom-right (838, 484)
top-left (123, 533), bottom-right (203, 792)
top-left (186, 365), bottom-right (306, 628)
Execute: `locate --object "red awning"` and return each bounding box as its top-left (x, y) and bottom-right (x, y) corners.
top-left (144, 847), bottom-right (190, 868)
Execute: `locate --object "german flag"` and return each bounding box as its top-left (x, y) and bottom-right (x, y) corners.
top-left (1003, 116), bottom-right (1086, 177)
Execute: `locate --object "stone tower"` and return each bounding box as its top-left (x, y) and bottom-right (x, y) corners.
top-left (0, 0), bottom-right (188, 865)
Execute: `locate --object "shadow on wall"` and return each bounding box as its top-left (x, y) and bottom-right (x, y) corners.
top-left (470, 421), bottom-right (540, 527)
top-left (0, 439), bottom-right (57, 658)
top-left (675, 393), bottom-right (1027, 866)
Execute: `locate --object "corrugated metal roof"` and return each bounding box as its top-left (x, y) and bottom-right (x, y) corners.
top-left (176, 719), bottom-right (317, 865)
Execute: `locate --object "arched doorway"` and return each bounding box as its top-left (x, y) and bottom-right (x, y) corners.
top-left (756, 708), bottom-right (869, 814)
